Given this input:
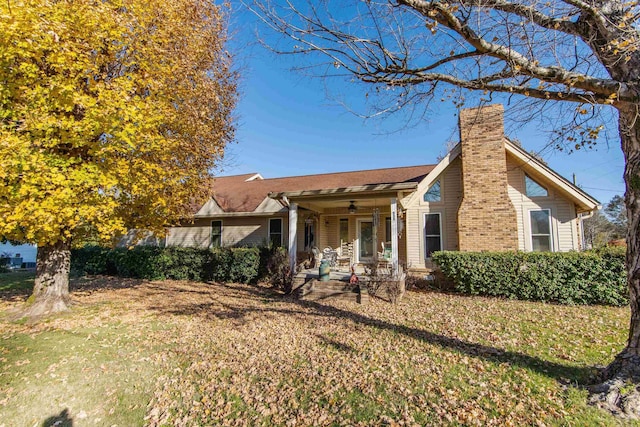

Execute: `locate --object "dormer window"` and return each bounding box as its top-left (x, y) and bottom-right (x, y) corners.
top-left (525, 175), bottom-right (548, 197)
top-left (423, 179), bottom-right (441, 202)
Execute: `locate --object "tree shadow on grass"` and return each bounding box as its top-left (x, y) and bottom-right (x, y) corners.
top-left (305, 298), bottom-right (595, 383)
top-left (42, 408), bottom-right (73, 427)
top-left (0, 274), bottom-right (150, 302)
top-left (157, 282), bottom-right (596, 385)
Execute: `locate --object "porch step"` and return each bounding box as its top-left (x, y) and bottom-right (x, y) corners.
top-left (292, 271), bottom-right (316, 292)
top-left (297, 279), bottom-right (368, 304)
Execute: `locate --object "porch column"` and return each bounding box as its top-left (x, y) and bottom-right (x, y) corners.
top-left (391, 198), bottom-right (399, 276)
top-left (288, 202), bottom-right (298, 272)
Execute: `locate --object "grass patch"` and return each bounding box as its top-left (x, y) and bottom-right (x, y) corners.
top-left (0, 317), bottom-right (164, 426)
top-left (0, 277), bottom-right (637, 426)
top-left (0, 270), bottom-right (35, 293)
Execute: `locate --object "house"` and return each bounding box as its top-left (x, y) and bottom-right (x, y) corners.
top-left (166, 104), bottom-right (600, 274)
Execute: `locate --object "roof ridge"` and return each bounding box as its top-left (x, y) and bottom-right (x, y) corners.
top-left (225, 164), bottom-right (436, 182)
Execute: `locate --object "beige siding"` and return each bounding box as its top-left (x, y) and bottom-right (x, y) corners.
top-left (405, 206), bottom-right (422, 269)
top-left (166, 219), bottom-right (212, 248)
top-left (506, 157), bottom-right (527, 251)
top-left (321, 216), bottom-right (337, 248)
top-left (442, 158), bottom-right (462, 251)
top-left (506, 156), bottom-right (579, 251)
top-left (404, 157), bottom-right (463, 270)
top-left (167, 216), bottom-right (285, 248)
top-left (223, 217), bottom-right (270, 247)
top-left (555, 201), bottom-right (577, 251)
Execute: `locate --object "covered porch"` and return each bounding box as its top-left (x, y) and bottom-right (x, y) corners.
top-left (269, 182), bottom-right (416, 278)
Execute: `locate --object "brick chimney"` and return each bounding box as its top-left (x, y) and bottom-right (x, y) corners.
top-left (457, 104), bottom-right (518, 251)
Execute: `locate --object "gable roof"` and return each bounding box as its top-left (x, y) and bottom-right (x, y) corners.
top-left (400, 139), bottom-right (599, 212)
top-left (207, 165), bottom-right (435, 213)
top-left (504, 140), bottom-right (600, 212)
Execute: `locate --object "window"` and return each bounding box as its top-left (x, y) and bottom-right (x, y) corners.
top-left (358, 220), bottom-right (374, 260)
top-left (339, 218), bottom-right (349, 244)
top-left (423, 179), bottom-right (441, 202)
top-left (269, 218), bottom-right (283, 247)
top-left (211, 220), bottom-right (222, 248)
top-left (529, 209), bottom-right (552, 251)
top-left (525, 175), bottom-right (548, 197)
top-left (424, 213), bottom-right (442, 258)
top-left (304, 221), bottom-right (315, 249)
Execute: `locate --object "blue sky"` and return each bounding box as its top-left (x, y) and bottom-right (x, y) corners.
top-left (5, 4), bottom-right (626, 263)
top-left (227, 5), bottom-right (625, 206)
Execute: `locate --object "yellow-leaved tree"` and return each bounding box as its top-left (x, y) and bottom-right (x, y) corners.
top-left (0, 0), bottom-right (236, 316)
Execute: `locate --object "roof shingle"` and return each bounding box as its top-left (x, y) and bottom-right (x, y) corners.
top-left (210, 165), bottom-right (435, 213)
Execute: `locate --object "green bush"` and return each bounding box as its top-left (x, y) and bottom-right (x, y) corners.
top-left (162, 247), bottom-right (212, 281)
top-left (431, 249), bottom-right (627, 306)
top-left (72, 246), bottom-right (263, 284)
top-left (230, 248), bottom-right (260, 283)
top-left (71, 246), bottom-right (114, 275)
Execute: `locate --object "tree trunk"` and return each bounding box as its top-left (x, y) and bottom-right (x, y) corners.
top-left (589, 104), bottom-right (640, 417)
top-left (619, 105), bottom-right (640, 360)
top-left (23, 240), bottom-right (72, 317)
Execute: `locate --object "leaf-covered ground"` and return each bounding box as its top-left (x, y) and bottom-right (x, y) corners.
top-left (0, 277), bottom-right (636, 426)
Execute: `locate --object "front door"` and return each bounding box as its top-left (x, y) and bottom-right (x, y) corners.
top-left (358, 220), bottom-right (374, 262)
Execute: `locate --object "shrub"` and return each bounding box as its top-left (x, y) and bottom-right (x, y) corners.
top-left (228, 248), bottom-right (260, 284)
top-left (163, 247), bottom-right (212, 281)
top-left (259, 246), bottom-right (292, 292)
top-left (71, 246), bottom-right (113, 275)
top-left (431, 250), bottom-right (627, 306)
top-left (72, 245), bottom-right (263, 284)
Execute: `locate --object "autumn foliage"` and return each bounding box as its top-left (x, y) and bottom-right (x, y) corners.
top-left (0, 0), bottom-right (236, 315)
top-left (0, 0), bottom-right (236, 246)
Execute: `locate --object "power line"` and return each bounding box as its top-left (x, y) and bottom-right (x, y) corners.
top-left (580, 186), bottom-right (624, 193)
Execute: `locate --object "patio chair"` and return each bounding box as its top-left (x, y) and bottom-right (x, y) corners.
top-left (311, 247), bottom-right (322, 268)
top-left (322, 247), bottom-right (338, 267)
top-left (336, 241), bottom-right (353, 268)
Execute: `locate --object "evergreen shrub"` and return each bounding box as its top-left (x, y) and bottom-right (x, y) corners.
top-left (431, 248), bottom-right (627, 306)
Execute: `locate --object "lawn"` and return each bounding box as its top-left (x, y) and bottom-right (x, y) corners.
top-left (0, 274), bottom-right (636, 426)
top-left (0, 270), bottom-right (37, 294)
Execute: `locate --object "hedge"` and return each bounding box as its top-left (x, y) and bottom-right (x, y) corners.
top-left (431, 247), bottom-right (627, 306)
top-left (71, 246), bottom-right (287, 285)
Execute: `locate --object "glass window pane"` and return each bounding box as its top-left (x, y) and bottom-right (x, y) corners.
top-left (269, 218), bottom-right (282, 233)
top-left (532, 235), bottom-right (551, 252)
top-left (304, 222), bottom-right (314, 248)
top-left (211, 221), bottom-right (222, 248)
top-left (530, 210), bottom-right (550, 235)
top-left (269, 218), bottom-right (282, 247)
top-left (425, 237), bottom-right (441, 257)
top-left (423, 180), bottom-right (441, 202)
top-left (359, 221), bottom-right (373, 258)
top-left (424, 213), bottom-right (442, 259)
top-left (525, 175), bottom-right (548, 197)
top-left (425, 214), bottom-right (441, 235)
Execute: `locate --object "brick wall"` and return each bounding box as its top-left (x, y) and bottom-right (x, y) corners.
top-left (457, 104), bottom-right (518, 251)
